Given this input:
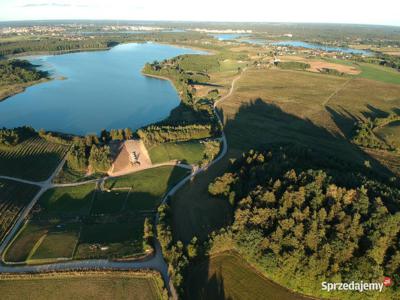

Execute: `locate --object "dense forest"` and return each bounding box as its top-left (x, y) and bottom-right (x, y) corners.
top-left (0, 126), bottom-right (36, 146)
top-left (207, 147), bottom-right (400, 299)
top-left (0, 59), bottom-right (47, 85)
top-left (67, 134), bottom-right (112, 173)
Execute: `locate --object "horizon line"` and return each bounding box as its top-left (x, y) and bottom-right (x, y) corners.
top-left (0, 19), bottom-right (399, 28)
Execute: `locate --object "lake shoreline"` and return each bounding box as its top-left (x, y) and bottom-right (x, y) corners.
top-left (0, 43), bottom-right (201, 134)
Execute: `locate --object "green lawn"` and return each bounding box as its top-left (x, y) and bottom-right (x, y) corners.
top-left (38, 184), bottom-right (95, 216)
top-left (3, 221), bottom-right (49, 262)
top-left (358, 63), bottom-right (400, 85)
top-left (29, 224), bottom-right (80, 261)
top-left (4, 167), bottom-right (189, 263)
top-left (185, 253), bottom-right (309, 300)
top-left (75, 222), bottom-right (144, 259)
top-left (105, 166), bottom-right (189, 211)
top-left (0, 137), bottom-right (68, 181)
top-left (91, 191), bottom-right (127, 214)
top-left (0, 272), bottom-right (164, 300)
top-left (148, 141), bottom-right (205, 165)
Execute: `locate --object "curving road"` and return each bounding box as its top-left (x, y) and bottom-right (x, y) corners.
top-left (0, 68), bottom-right (246, 297)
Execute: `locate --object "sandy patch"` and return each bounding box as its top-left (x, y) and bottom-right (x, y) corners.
top-left (108, 139), bottom-right (152, 176)
top-left (308, 61), bottom-right (361, 75)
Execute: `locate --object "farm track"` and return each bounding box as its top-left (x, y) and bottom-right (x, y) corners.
top-left (0, 69), bottom-right (246, 297)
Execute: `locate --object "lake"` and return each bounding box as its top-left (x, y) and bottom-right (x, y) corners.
top-left (214, 34), bottom-right (370, 55)
top-left (271, 41), bottom-right (370, 55)
top-left (211, 33), bottom-right (250, 41)
top-left (0, 43), bottom-right (203, 135)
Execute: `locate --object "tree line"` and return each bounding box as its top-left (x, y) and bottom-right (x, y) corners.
top-left (0, 59), bottom-right (47, 86)
top-left (207, 147), bottom-right (400, 299)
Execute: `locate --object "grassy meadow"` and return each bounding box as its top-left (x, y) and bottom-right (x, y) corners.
top-left (105, 166), bottom-right (189, 211)
top-left (38, 184), bottom-right (95, 216)
top-left (375, 120), bottom-right (400, 148)
top-left (358, 62), bottom-right (400, 84)
top-left (4, 166), bottom-right (189, 263)
top-left (185, 253), bottom-right (309, 300)
top-left (171, 58), bottom-right (400, 246)
top-left (148, 141), bottom-right (205, 165)
top-left (0, 137), bottom-right (68, 181)
top-left (0, 272), bottom-right (165, 300)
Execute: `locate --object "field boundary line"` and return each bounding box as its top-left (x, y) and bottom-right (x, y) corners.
top-left (323, 77), bottom-right (354, 106)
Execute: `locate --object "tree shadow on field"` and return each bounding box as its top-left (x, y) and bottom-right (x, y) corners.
top-left (223, 98), bottom-right (394, 178)
top-left (184, 259), bottom-right (230, 300)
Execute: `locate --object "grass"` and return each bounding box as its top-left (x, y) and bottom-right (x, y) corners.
top-left (0, 79), bottom-right (47, 102)
top-left (358, 63), bottom-right (400, 85)
top-left (91, 191), bottom-right (127, 214)
top-left (375, 120), bottom-right (400, 149)
top-left (148, 141), bottom-right (205, 165)
top-left (0, 137), bottom-right (68, 181)
top-left (0, 271), bottom-right (164, 300)
top-left (53, 162), bottom-right (103, 184)
top-left (4, 166), bottom-right (189, 262)
top-left (29, 223), bottom-right (80, 261)
top-left (0, 179), bottom-right (39, 242)
top-left (185, 252), bottom-right (308, 300)
top-left (4, 221), bottom-right (49, 262)
top-left (171, 156), bottom-right (233, 244)
top-left (75, 222), bottom-right (144, 259)
top-left (171, 66), bottom-right (400, 245)
top-left (38, 184), bottom-right (95, 216)
top-left (105, 166), bottom-right (190, 211)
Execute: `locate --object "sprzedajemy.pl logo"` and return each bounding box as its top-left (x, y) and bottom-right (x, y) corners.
top-left (321, 276), bottom-right (395, 293)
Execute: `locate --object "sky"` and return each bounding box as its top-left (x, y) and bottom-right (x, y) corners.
top-left (0, 0), bottom-right (399, 26)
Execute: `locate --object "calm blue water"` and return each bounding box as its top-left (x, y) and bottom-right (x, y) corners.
top-left (0, 43), bottom-right (203, 135)
top-left (220, 36), bottom-right (370, 55)
top-left (271, 41), bottom-right (370, 55)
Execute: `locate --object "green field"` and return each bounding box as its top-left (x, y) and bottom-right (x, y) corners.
top-left (105, 166), bottom-right (190, 211)
top-left (75, 222), bottom-right (144, 259)
top-left (0, 137), bottom-right (69, 181)
top-left (29, 224), bottom-right (80, 261)
top-left (358, 62), bottom-right (400, 84)
top-left (171, 66), bottom-right (400, 245)
top-left (375, 120), bottom-right (400, 148)
top-left (0, 272), bottom-right (164, 300)
top-left (185, 253), bottom-right (309, 300)
top-left (4, 221), bottom-right (49, 262)
top-left (171, 157), bottom-right (233, 243)
top-left (0, 179), bottom-right (39, 242)
top-left (148, 141), bottom-right (205, 164)
top-left (38, 184), bottom-right (95, 216)
top-left (4, 166), bottom-right (189, 262)
top-left (91, 190), bottom-right (127, 214)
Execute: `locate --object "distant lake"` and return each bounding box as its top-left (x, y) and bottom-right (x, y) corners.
top-left (270, 41), bottom-right (371, 55)
top-left (211, 33), bottom-right (250, 41)
top-left (0, 43), bottom-right (203, 135)
top-left (216, 35), bottom-right (370, 55)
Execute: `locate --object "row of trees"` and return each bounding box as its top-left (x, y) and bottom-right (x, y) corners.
top-left (137, 124), bottom-right (214, 147)
top-left (208, 148), bottom-right (400, 299)
top-left (67, 136), bottom-right (111, 173)
top-left (0, 126), bottom-right (36, 146)
top-left (157, 202), bottom-right (200, 296)
top-left (352, 114), bottom-right (400, 151)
